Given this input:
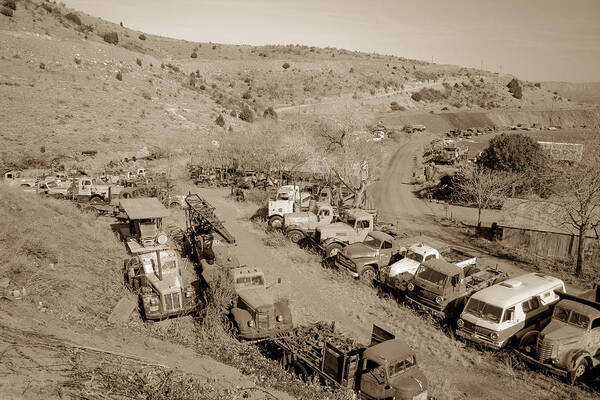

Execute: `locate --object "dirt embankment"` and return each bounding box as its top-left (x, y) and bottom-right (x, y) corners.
top-left (379, 108), bottom-right (600, 133)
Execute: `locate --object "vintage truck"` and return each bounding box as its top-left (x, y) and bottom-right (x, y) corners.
top-left (37, 179), bottom-right (72, 198)
top-left (119, 198), bottom-right (200, 320)
top-left (516, 284), bottom-right (600, 384)
top-left (405, 259), bottom-right (507, 320)
top-left (312, 209), bottom-right (375, 258)
top-left (272, 322), bottom-right (428, 399)
top-left (229, 265), bottom-right (293, 340)
top-left (267, 185), bottom-right (312, 228)
top-left (284, 203), bottom-right (336, 243)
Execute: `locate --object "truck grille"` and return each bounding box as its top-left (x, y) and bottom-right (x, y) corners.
top-left (257, 311), bottom-right (271, 329)
top-left (336, 254), bottom-right (356, 271)
top-left (536, 336), bottom-right (553, 362)
top-left (164, 292), bottom-right (182, 312)
top-left (412, 286), bottom-right (440, 309)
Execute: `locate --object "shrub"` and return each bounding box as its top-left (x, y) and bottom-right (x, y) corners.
top-left (138, 33), bottom-right (146, 40)
top-left (65, 12), bottom-right (81, 25)
top-left (507, 78), bottom-right (522, 99)
top-left (282, 62), bottom-right (290, 70)
top-left (136, 58), bottom-right (142, 67)
top-left (102, 32), bottom-right (119, 45)
top-left (390, 101), bottom-right (404, 111)
top-left (239, 105), bottom-right (254, 122)
top-left (215, 114), bottom-right (225, 127)
top-left (41, 3), bottom-right (52, 13)
top-left (479, 133), bottom-right (548, 173)
top-left (188, 73), bottom-right (196, 87)
top-left (230, 110), bottom-right (237, 117)
top-left (119, 21), bottom-right (123, 27)
top-left (2, 0), bottom-right (15, 11)
top-left (73, 56), bottom-right (81, 65)
top-left (190, 51), bottom-right (198, 58)
top-left (39, 62), bottom-right (45, 70)
top-left (263, 106), bottom-right (277, 119)
top-left (241, 90), bottom-right (251, 100)
top-left (411, 88), bottom-right (446, 102)
top-left (349, 67), bottom-right (354, 73)
top-left (0, 6), bottom-right (13, 16)
top-left (116, 71), bottom-right (122, 81)
top-left (199, 84), bottom-right (206, 90)
top-left (534, 82), bottom-right (541, 88)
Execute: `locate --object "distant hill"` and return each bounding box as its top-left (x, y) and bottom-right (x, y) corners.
top-left (540, 82), bottom-right (600, 105)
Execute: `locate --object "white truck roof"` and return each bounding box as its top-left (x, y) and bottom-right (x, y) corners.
top-left (469, 273), bottom-right (565, 309)
top-left (408, 243), bottom-right (438, 256)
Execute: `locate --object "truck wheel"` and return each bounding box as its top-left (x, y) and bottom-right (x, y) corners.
top-left (287, 230), bottom-right (304, 244)
top-left (518, 331), bottom-right (538, 354)
top-left (89, 196), bottom-right (104, 205)
top-left (360, 266), bottom-right (377, 286)
top-left (569, 358), bottom-right (589, 385)
top-left (326, 243), bottom-right (343, 258)
top-left (268, 216), bottom-right (283, 229)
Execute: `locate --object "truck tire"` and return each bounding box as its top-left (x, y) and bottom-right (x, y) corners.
top-left (287, 229), bottom-right (304, 244)
top-left (325, 243), bottom-right (343, 258)
top-left (569, 358), bottom-right (589, 385)
top-left (360, 266), bottom-right (377, 287)
top-left (268, 216), bottom-right (283, 229)
top-left (518, 331), bottom-right (539, 354)
top-left (89, 196), bottom-right (104, 205)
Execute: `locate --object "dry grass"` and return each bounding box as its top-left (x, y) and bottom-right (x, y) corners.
top-left (0, 184), bottom-right (129, 326)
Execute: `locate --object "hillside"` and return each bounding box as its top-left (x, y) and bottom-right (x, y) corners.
top-left (541, 81), bottom-right (600, 105)
top-left (1, 0), bottom-right (594, 173)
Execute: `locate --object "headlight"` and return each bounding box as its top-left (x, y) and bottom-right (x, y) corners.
top-left (435, 296), bottom-right (444, 304)
top-left (276, 315), bottom-right (284, 322)
top-left (490, 332), bottom-right (499, 341)
top-left (248, 320), bottom-right (255, 327)
top-left (407, 283), bottom-right (414, 291)
top-left (457, 319), bottom-right (464, 328)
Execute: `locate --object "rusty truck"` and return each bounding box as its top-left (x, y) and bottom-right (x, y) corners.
top-left (229, 265), bottom-right (293, 340)
top-left (405, 259), bottom-right (507, 320)
top-left (516, 284), bottom-right (600, 384)
top-left (119, 198), bottom-right (200, 320)
top-left (271, 322), bottom-right (429, 399)
top-left (312, 208), bottom-right (375, 258)
top-left (283, 203), bottom-right (336, 243)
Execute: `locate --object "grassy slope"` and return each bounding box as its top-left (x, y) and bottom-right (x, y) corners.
top-left (542, 82), bottom-right (600, 105)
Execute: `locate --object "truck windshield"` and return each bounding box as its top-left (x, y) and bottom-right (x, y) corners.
top-left (364, 360), bottom-right (386, 384)
top-left (236, 276), bottom-right (264, 287)
top-left (553, 307), bottom-right (590, 329)
top-left (415, 265), bottom-right (447, 287)
top-left (162, 261), bottom-right (176, 271)
top-left (388, 355), bottom-right (415, 377)
top-left (465, 299), bottom-right (503, 323)
top-left (363, 236), bottom-right (382, 248)
top-left (553, 306), bottom-right (570, 323)
top-left (405, 251), bottom-right (422, 262)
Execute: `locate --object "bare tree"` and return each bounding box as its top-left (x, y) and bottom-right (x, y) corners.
top-left (558, 162), bottom-right (600, 276)
top-left (453, 166), bottom-right (513, 231)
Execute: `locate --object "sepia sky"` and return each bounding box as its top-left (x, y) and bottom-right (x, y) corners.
top-left (63, 0), bottom-right (600, 82)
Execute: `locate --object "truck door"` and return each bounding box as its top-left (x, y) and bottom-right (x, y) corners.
top-left (79, 179), bottom-right (92, 196)
top-left (379, 240), bottom-right (393, 266)
top-left (355, 219), bottom-right (372, 242)
top-left (318, 207), bottom-right (332, 224)
top-left (359, 359), bottom-right (389, 399)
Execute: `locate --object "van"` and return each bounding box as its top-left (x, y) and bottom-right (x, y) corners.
top-left (456, 273), bottom-right (565, 349)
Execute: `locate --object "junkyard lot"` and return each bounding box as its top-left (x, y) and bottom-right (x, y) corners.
top-left (181, 185), bottom-right (597, 399)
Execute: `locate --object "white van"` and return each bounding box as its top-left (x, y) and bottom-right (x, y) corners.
top-left (456, 273), bottom-right (565, 349)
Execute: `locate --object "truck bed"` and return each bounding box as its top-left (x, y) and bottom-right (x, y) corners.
top-left (465, 267), bottom-right (507, 293)
top-left (440, 247), bottom-right (477, 267)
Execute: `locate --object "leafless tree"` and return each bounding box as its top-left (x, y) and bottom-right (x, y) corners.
top-left (453, 166), bottom-right (513, 231)
top-left (557, 162), bottom-right (600, 276)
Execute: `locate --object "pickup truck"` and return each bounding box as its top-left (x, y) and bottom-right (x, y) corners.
top-left (405, 259), bottom-right (507, 320)
top-left (516, 284), bottom-right (600, 384)
top-left (272, 322), bottom-right (429, 400)
top-left (284, 203), bottom-right (336, 243)
top-left (312, 208), bottom-right (375, 258)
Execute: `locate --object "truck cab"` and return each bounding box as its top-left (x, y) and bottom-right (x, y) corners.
top-left (456, 273), bottom-right (565, 349)
top-left (283, 203), bottom-right (335, 243)
top-left (124, 249), bottom-right (197, 320)
top-left (314, 209), bottom-right (374, 258)
top-left (230, 266), bottom-right (293, 340)
top-left (267, 185), bottom-right (312, 228)
top-left (334, 231), bottom-right (399, 282)
top-left (517, 285), bottom-right (600, 384)
top-left (118, 198), bottom-right (170, 254)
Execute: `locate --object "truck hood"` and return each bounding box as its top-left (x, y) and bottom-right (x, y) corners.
top-left (148, 273), bottom-right (182, 294)
top-left (284, 212), bottom-right (317, 225)
top-left (238, 287), bottom-right (274, 310)
top-left (317, 222), bottom-right (354, 236)
top-left (390, 367), bottom-right (428, 398)
top-left (389, 258), bottom-right (420, 277)
top-left (541, 320), bottom-right (585, 343)
top-left (344, 243), bottom-right (377, 259)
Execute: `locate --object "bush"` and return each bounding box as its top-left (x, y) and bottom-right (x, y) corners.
top-left (507, 78), bottom-right (522, 99)
top-left (41, 3), bottom-right (53, 13)
top-left (349, 67), bottom-right (354, 73)
top-left (212, 44), bottom-right (217, 50)
top-left (239, 105), bottom-right (254, 122)
top-left (411, 88), bottom-right (446, 102)
top-left (138, 34), bottom-right (146, 40)
top-left (282, 62), bottom-right (290, 70)
top-left (479, 133), bottom-right (548, 174)
top-left (263, 106), bottom-right (277, 119)
top-left (39, 62), bottom-right (45, 70)
top-left (65, 12), bottom-right (81, 25)
top-left (102, 32), bottom-right (119, 45)
top-left (2, 0), bottom-right (15, 10)
top-left (190, 51), bottom-right (198, 58)
top-left (215, 114), bottom-right (225, 127)
top-left (73, 56), bottom-right (81, 65)
top-left (390, 101), bottom-right (405, 111)
top-left (199, 84), bottom-right (206, 90)
top-left (0, 6), bottom-right (13, 16)
top-left (136, 58), bottom-right (142, 67)
top-left (241, 90), bottom-right (251, 100)
top-left (116, 71), bottom-right (122, 81)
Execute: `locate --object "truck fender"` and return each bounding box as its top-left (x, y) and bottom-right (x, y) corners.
top-left (285, 224), bottom-right (305, 234)
top-left (231, 307), bottom-right (252, 329)
top-left (274, 301), bottom-right (293, 322)
top-left (566, 349), bottom-right (593, 371)
top-left (518, 330), bottom-right (539, 353)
